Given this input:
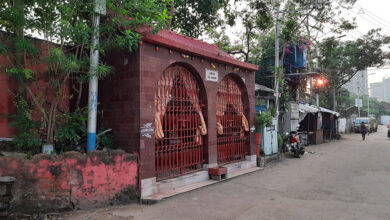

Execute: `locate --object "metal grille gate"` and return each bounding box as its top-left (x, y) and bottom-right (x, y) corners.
top-left (216, 76), bottom-right (249, 164)
top-left (155, 66), bottom-right (207, 181)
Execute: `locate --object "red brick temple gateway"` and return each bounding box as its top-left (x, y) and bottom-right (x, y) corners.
top-left (100, 30), bottom-right (259, 199)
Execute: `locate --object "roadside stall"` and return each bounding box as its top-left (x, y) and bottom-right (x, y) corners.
top-left (315, 106), bottom-right (340, 140)
top-left (297, 104), bottom-right (322, 145)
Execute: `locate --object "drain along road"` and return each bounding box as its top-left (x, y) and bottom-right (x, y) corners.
top-left (67, 126), bottom-right (390, 220)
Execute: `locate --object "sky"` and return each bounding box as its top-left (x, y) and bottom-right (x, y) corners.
top-left (221, 0), bottom-right (390, 85)
top-left (348, 0), bottom-right (390, 85)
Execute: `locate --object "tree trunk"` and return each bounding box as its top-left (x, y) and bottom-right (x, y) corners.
top-left (14, 0), bottom-right (26, 97)
top-left (166, 1), bottom-right (175, 30)
top-left (46, 98), bottom-right (59, 144)
top-left (76, 82), bottom-right (83, 109)
top-left (332, 87), bottom-right (337, 111)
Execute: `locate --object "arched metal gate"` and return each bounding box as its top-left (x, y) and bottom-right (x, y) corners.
top-left (216, 76), bottom-right (249, 164)
top-left (155, 66), bottom-right (207, 180)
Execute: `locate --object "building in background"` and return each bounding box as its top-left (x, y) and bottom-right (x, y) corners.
top-left (370, 77), bottom-right (390, 103)
top-left (255, 84), bottom-right (275, 112)
top-left (343, 70), bottom-right (368, 96)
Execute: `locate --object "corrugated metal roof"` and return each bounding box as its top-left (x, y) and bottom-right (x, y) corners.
top-left (255, 84), bottom-right (274, 92)
top-left (298, 104), bottom-right (318, 113)
top-left (312, 106), bottom-right (340, 117)
top-left (141, 30), bottom-right (258, 71)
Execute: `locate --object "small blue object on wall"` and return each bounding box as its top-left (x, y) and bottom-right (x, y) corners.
top-left (295, 46), bottom-right (307, 69)
top-left (256, 105), bottom-right (267, 113)
top-left (283, 45), bottom-right (307, 71)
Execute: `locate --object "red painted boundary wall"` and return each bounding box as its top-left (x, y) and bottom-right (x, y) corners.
top-left (0, 37), bottom-right (69, 138)
top-left (0, 150), bottom-right (138, 213)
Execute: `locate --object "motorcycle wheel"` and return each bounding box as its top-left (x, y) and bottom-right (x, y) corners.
top-left (300, 147), bottom-right (305, 155)
top-left (294, 150), bottom-right (300, 158)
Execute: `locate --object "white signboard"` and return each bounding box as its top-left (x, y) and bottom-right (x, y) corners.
top-left (355, 98), bottom-right (363, 107)
top-left (205, 69), bottom-right (219, 82)
top-left (94, 0), bottom-right (107, 15)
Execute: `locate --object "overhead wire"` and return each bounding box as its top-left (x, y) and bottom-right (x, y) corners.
top-left (350, 4), bottom-right (390, 32)
top-left (355, 3), bottom-right (390, 28)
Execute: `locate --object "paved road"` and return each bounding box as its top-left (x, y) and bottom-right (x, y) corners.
top-left (66, 126), bottom-right (390, 220)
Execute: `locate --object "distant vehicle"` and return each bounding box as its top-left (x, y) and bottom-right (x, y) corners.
top-left (354, 117), bottom-right (377, 133)
top-left (369, 117), bottom-right (378, 132)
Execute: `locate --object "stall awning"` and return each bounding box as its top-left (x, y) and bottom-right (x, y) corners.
top-left (311, 106), bottom-right (340, 117)
top-left (255, 84), bottom-right (274, 93)
top-left (298, 104), bottom-right (318, 123)
top-left (298, 104), bottom-right (319, 113)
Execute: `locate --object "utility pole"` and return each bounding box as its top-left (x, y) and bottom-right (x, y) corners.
top-left (274, 0), bottom-right (321, 130)
top-left (87, 0), bottom-right (106, 152)
top-left (315, 45), bottom-right (320, 106)
top-left (358, 85), bottom-right (361, 117)
top-left (274, 1), bottom-right (280, 130)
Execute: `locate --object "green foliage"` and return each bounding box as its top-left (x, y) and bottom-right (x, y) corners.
top-left (12, 132), bottom-right (42, 154)
top-left (331, 89), bottom-right (389, 117)
top-left (278, 134), bottom-right (283, 151)
top-left (172, 0), bottom-right (231, 38)
top-left (3, 94), bottom-right (42, 154)
top-left (55, 108), bottom-right (87, 152)
top-left (319, 29), bottom-right (390, 89)
top-left (278, 77), bottom-right (290, 114)
top-left (5, 67), bottom-right (33, 79)
top-left (208, 0), bottom-right (273, 63)
top-left (97, 129), bottom-right (114, 150)
top-left (256, 111), bottom-right (273, 129)
top-left (0, 0), bottom-right (172, 150)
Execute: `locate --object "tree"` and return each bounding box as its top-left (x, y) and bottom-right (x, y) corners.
top-left (0, 0), bottom-right (171, 148)
top-left (209, 0), bottom-right (273, 63)
top-left (287, 0), bottom-right (357, 70)
top-left (319, 29), bottom-right (390, 110)
top-left (170, 0), bottom-right (232, 38)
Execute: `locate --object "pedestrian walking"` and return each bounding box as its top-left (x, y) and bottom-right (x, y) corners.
top-left (361, 122), bottom-right (367, 141)
top-left (387, 124), bottom-right (390, 138)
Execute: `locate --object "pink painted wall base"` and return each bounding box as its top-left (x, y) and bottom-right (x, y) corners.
top-left (0, 150), bottom-right (138, 213)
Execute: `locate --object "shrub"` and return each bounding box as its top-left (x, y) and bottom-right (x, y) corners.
top-left (1, 94), bottom-right (43, 154)
top-left (256, 111), bottom-right (273, 129)
top-left (55, 108), bottom-right (87, 153)
top-left (97, 129), bottom-right (114, 150)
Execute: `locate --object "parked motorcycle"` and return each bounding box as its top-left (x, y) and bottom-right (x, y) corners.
top-left (290, 132), bottom-right (305, 158)
top-left (281, 132), bottom-right (290, 153)
top-left (282, 132), bottom-right (305, 158)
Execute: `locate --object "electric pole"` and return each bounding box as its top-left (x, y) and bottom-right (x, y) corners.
top-left (358, 84), bottom-right (361, 117)
top-left (316, 45), bottom-right (320, 106)
top-left (274, 0), bottom-right (321, 130)
top-left (87, 0), bottom-right (106, 152)
top-left (274, 1), bottom-right (280, 130)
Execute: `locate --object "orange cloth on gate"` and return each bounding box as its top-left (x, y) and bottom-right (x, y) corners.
top-left (155, 67), bottom-right (207, 140)
top-left (215, 77), bottom-right (249, 135)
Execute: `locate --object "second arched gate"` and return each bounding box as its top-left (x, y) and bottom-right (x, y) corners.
top-left (216, 76), bottom-right (249, 164)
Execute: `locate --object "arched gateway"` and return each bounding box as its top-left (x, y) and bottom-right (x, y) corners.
top-left (216, 75), bottom-right (249, 164)
top-left (154, 65), bottom-right (207, 180)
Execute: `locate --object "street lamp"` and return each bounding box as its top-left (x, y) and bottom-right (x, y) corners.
top-left (314, 77), bottom-right (328, 106)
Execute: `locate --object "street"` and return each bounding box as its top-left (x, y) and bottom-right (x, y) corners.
top-left (66, 126), bottom-right (390, 220)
